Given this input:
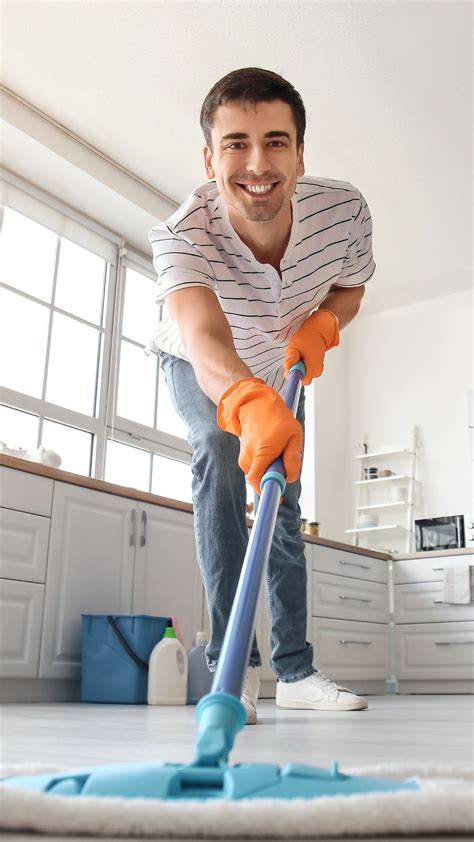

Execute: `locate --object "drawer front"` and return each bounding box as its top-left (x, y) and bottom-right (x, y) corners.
top-left (394, 581), bottom-right (474, 624)
top-left (312, 544), bottom-right (388, 584)
top-left (396, 622), bottom-right (474, 680)
top-left (0, 578), bottom-right (45, 677)
top-left (312, 571), bottom-right (389, 624)
top-left (0, 467), bottom-right (54, 517)
top-left (312, 618), bottom-right (389, 679)
top-left (0, 508), bottom-right (50, 583)
top-left (393, 555), bottom-right (473, 585)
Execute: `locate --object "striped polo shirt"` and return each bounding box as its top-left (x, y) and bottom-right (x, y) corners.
top-left (147, 176), bottom-right (375, 395)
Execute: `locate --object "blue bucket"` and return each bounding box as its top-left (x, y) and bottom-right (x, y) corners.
top-left (81, 614), bottom-right (169, 704)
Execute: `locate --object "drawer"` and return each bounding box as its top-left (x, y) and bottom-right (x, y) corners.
top-left (0, 578), bottom-right (45, 677)
top-left (0, 508), bottom-right (50, 583)
top-left (0, 467), bottom-right (53, 517)
top-left (312, 571), bottom-right (389, 624)
top-left (312, 544), bottom-right (388, 584)
top-left (395, 622), bottom-right (474, 680)
top-left (394, 581), bottom-right (474, 624)
top-left (392, 555), bottom-right (473, 585)
top-left (312, 618), bottom-right (389, 680)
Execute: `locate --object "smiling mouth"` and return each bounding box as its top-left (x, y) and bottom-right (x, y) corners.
top-left (236, 182), bottom-right (279, 196)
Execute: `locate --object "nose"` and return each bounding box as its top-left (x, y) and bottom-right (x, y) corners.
top-left (245, 143), bottom-right (272, 176)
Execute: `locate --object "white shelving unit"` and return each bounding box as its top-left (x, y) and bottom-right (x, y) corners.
top-left (345, 427), bottom-right (421, 553)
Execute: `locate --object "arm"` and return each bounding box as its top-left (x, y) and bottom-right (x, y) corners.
top-left (166, 286), bottom-right (303, 494)
top-left (319, 284), bottom-right (365, 330)
top-left (165, 286), bottom-right (251, 405)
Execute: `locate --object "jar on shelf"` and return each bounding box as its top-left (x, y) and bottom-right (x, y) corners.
top-left (300, 518), bottom-right (308, 534)
top-left (308, 521), bottom-right (320, 537)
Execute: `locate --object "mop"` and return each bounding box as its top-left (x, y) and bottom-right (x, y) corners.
top-left (0, 362), bottom-right (419, 801)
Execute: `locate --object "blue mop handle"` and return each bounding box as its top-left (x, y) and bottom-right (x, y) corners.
top-left (210, 361), bottom-right (305, 699)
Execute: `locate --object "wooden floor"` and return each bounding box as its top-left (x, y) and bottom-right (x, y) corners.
top-left (1, 695), bottom-right (473, 841)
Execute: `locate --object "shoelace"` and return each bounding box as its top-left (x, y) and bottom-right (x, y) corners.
top-left (314, 671), bottom-right (349, 693)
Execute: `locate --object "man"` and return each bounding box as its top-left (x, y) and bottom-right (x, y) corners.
top-left (148, 68), bottom-right (375, 724)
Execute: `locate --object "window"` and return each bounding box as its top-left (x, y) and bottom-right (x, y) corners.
top-left (0, 176), bottom-right (191, 503)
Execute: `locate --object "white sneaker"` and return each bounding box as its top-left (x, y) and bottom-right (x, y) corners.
top-left (240, 666), bottom-right (260, 724)
top-left (276, 671), bottom-right (368, 711)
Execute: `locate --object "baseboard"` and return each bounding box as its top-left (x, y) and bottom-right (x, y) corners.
top-left (397, 680), bottom-right (474, 694)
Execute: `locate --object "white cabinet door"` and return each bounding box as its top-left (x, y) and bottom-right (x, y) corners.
top-left (0, 467), bottom-right (53, 516)
top-left (0, 578), bottom-right (45, 677)
top-left (0, 508), bottom-right (50, 583)
top-left (132, 503), bottom-right (203, 650)
top-left (39, 483), bottom-right (135, 679)
top-left (396, 622), bottom-right (474, 680)
top-left (312, 617), bottom-right (389, 680)
top-left (312, 571), bottom-right (389, 624)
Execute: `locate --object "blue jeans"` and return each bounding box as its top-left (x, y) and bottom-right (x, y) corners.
top-left (160, 352), bottom-right (315, 683)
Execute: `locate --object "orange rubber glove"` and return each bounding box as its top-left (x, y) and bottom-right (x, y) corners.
top-left (217, 378), bottom-right (303, 495)
top-left (284, 309), bottom-right (340, 386)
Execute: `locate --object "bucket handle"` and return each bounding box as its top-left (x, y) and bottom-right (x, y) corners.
top-left (106, 616), bottom-right (152, 671)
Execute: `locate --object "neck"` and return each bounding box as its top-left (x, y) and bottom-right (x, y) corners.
top-left (227, 201), bottom-right (293, 267)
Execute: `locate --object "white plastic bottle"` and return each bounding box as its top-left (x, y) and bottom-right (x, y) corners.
top-left (147, 626), bottom-right (188, 705)
top-left (187, 631), bottom-right (213, 704)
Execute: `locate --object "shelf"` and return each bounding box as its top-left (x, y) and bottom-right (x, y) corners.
top-left (356, 502), bottom-right (412, 512)
top-left (354, 449), bottom-right (414, 460)
top-left (355, 474), bottom-right (413, 486)
top-left (345, 524), bottom-right (411, 535)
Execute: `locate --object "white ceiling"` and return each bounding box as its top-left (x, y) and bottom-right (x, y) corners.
top-left (1, 0), bottom-right (472, 315)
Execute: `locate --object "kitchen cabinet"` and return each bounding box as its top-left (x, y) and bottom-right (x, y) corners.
top-left (310, 542), bottom-right (390, 689)
top-left (0, 578), bottom-right (45, 677)
top-left (39, 483), bottom-right (202, 680)
top-left (393, 554), bottom-right (474, 691)
top-left (131, 501), bottom-right (203, 648)
top-left (0, 468), bottom-right (53, 678)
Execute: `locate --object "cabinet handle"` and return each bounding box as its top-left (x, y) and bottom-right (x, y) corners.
top-left (339, 560), bottom-right (371, 570)
top-left (129, 509), bottom-right (137, 546)
top-left (339, 595), bottom-right (372, 603)
top-left (339, 639), bottom-right (372, 645)
top-left (432, 567), bottom-right (444, 571)
top-left (435, 641), bottom-right (472, 646)
top-left (433, 600), bottom-right (444, 604)
top-left (140, 510), bottom-right (147, 547)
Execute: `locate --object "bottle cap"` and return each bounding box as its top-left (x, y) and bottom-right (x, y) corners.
top-left (195, 631), bottom-right (208, 645)
top-left (164, 626), bottom-right (176, 638)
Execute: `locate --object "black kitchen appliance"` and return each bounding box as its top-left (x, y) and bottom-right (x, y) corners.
top-left (415, 515), bottom-right (465, 552)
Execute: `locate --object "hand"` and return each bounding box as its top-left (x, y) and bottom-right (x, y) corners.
top-left (217, 378), bottom-right (303, 494)
top-left (284, 309), bottom-right (339, 386)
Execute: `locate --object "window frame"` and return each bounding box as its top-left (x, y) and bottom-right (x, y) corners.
top-left (0, 171), bottom-right (192, 491)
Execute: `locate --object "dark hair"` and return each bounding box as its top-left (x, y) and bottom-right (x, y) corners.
top-left (200, 67), bottom-right (306, 151)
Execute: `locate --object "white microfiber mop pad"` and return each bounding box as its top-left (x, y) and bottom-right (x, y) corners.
top-left (1, 762), bottom-right (473, 838)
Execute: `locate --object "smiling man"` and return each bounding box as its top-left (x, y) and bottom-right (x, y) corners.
top-left (148, 68), bottom-right (375, 724)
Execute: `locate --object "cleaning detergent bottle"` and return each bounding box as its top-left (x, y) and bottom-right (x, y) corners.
top-left (187, 631), bottom-right (213, 704)
top-left (147, 626), bottom-right (188, 705)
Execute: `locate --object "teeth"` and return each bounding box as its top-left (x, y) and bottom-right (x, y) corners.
top-left (242, 184), bottom-right (274, 194)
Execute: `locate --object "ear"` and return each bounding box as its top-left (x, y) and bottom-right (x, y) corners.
top-left (296, 143), bottom-right (305, 177)
top-left (203, 146), bottom-right (215, 179)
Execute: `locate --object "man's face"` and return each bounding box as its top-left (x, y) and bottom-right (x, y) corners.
top-left (203, 99), bottom-right (305, 223)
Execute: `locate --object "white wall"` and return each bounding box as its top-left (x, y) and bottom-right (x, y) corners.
top-left (311, 338), bottom-right (352, 541)
top-left (349, 288), bottom-right (473, 549)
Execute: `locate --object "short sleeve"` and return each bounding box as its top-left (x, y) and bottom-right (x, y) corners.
top-left (148, 224), bottom-right (215, 305)
top-left (335, 193), bottom-right (376, 287)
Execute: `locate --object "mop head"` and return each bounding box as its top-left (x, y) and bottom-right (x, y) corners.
top-left (1, 762), bottom-right (473, 838)
top-left (0, 758), bottom-right (419, 799)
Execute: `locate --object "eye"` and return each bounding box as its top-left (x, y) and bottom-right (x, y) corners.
top-left (228, 143), bottom-right (245, 149)
top-left (269, 141), bottom-right (285, 147)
